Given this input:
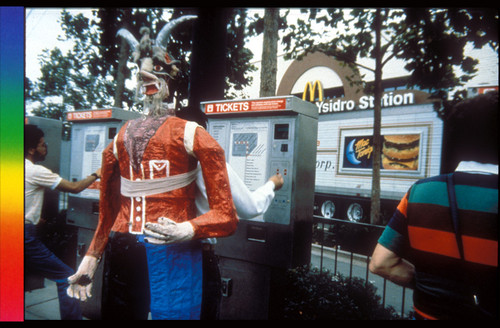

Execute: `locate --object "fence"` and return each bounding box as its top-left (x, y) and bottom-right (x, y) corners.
top-left (58, 192), bottom-right (413, 317)
top-left (311, 215), bottom-right (413, 318)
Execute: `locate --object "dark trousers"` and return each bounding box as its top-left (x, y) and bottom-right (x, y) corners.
top-left (201, 243), bottom-right (222, 320)
top-left (24, 223), bottom-right (82, 320)
top-left (101, 232), bottom-right (150, 320)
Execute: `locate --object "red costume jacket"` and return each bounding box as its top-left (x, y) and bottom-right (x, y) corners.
top-left (87, 116), bottom-right (237, 258)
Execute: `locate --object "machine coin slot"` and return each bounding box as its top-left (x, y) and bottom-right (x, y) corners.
top-left (77, 243), bottom-right (87, 257)
top-left (247, 224), bottom-right (267, 243)
top-left (92, 201), bottom-right (100, 215)
top-left (221, 277), bottom-right (233, 297)
top-left (280, 143), bottom-right (288, 152)
top-left (108, 127), bottom-right (117, 139)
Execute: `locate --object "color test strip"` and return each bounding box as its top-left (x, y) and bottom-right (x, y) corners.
top-left (0, 6), bottom-right (24, 322)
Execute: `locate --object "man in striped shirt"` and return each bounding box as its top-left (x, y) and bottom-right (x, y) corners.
top-left (369, 92), bottom-right (498, 319)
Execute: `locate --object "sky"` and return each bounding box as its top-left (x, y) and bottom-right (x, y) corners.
top-left (23, 8), bottom-right (399, 95)
top-left (24, 8), bottom-right (267, 100)
top-left (25, 8), bottom-right (91, 81)
top-left (25, 8), bottom-right (499, 102)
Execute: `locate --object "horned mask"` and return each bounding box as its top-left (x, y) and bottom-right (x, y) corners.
top-left (117, 15), bottom-right (197, 116)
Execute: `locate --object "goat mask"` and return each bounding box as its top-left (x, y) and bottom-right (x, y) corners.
top-left (117, 15), bottom-right (197, 115)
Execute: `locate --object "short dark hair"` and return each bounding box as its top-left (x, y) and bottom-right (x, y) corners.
top-left (25, 124), bottom-right (44, 156)
top-left (446, 91), bottom-right (498, 168)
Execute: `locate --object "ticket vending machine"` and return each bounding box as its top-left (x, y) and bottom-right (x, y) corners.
top-left (201, 96), bottom-right (318, 319)
top-left (65, 108), bottom-right (140, 319)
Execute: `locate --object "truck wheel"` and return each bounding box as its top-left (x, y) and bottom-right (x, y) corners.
top-left (346, 203), bottom-right (364, 222)
top-left (320, 200), bottom-right (336, 218)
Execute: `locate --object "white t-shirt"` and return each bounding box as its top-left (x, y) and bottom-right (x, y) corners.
top-left (25, 159), bottom-right (62, 225)
top-left (455, 161), bottom-right (498, 175)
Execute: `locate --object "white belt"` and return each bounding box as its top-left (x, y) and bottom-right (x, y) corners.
top-left (120, 167), bottom-right (200, 197)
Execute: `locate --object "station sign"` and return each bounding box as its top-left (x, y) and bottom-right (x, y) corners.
top-left (302, 80), bottom-right (433, 114)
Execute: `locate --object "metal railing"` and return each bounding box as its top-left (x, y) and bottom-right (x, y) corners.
top-left (311, 215), bottom-right (413, 318)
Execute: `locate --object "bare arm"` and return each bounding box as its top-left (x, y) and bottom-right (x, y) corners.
top-left (369, 243), bottom-right (415, 289)
top-left (56, 168), bottom-right (101, 194)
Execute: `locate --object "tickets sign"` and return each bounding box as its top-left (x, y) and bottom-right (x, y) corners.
top-left (204, 98), bottom-right (288, 114)
top-left (66, 109), bottom-right (113, 121)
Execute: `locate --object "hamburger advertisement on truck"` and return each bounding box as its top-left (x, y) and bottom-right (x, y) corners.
top-left (306, 82), bottom-right (444, 224)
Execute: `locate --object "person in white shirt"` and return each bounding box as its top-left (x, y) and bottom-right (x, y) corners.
top-left (25, 124), bottom-right (101, 320)
top-left (196, 163), bottom-right (283, 220)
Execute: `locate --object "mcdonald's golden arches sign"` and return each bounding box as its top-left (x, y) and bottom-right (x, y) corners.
top-left (302, 80), bottom-right (323, 102)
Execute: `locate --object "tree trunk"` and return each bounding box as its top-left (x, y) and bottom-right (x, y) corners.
top-left (370, 9), bottom-right (383, 225)
top-left (183, 8), bottom-right (229, 127)
top-left (259, 8), bottom-right (279, 97)
top-left (113, 38), bottom-right (129, 108)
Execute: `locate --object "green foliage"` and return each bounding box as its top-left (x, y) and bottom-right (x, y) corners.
top-left (27, 9), bottom-right (116, 117)
top-left (26, 8), bottom-right (259, 119)
top-left (281, 8), bottom-right (497, 225)
top-left (282, 8), bottom-right (498, 95)
top-left (283, 265), bottom-right (402, 320)
top-left (225, 8), bottom-right (257, 98)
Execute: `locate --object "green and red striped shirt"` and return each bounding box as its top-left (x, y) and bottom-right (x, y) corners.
top-left (378, 162), bottom-right (498, 319)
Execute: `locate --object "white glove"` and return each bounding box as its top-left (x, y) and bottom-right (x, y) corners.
top-left (66, 255), bottom-right (99, 301)
top-left (144, 217), bottom-right (194, 244)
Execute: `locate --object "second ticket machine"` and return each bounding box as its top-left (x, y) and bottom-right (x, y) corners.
top-left (65, 108), bottom-right (140, 319)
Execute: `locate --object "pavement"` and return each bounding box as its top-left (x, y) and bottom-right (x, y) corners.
top-left (24, 278), bottom-right (153, 320)
top-left (20, 248), bottom-right (333, 320)
top-left (24, 246), bottom-right (410, 319)
top-left (24, 278), bottom-right (83, 320)
top-left (24, 279), bottom-right (60, 320)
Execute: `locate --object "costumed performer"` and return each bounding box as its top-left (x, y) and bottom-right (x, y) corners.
top-left (67, 15), bottom-right (238, 320)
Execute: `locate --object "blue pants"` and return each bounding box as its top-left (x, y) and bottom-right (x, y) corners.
top-left (139, 236), bottom-right (203, 320)
top-left (25, 224), bottom-right (82, 320)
